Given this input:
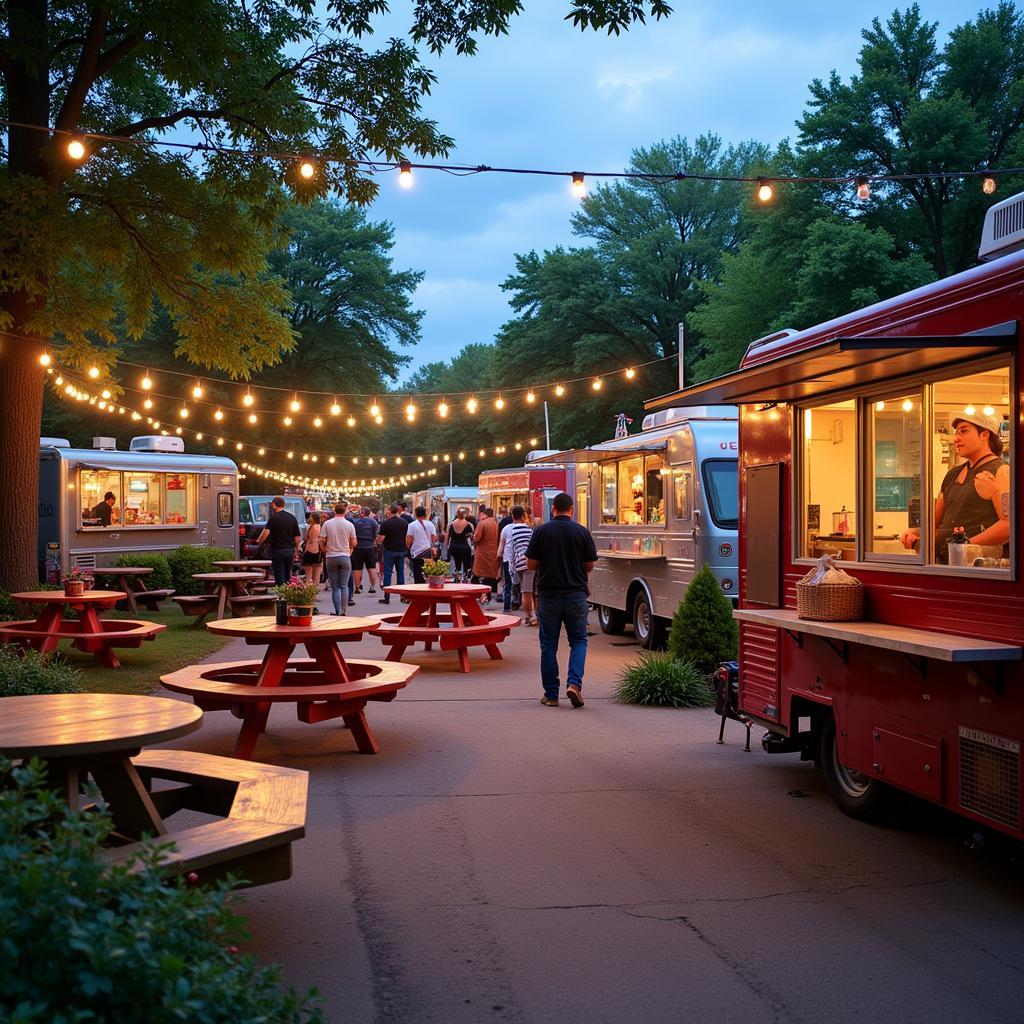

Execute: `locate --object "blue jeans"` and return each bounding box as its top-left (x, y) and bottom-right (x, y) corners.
top-left (502, 562), bottom-right (513, 612)
top-left (537, 592), bottom-right (590, 700)
top-left (326, 555), bottom-right (352, 614)
top-left (380, 549), bottom-right (406, 589)
top-left (271, 548), bottom-right (294, 585)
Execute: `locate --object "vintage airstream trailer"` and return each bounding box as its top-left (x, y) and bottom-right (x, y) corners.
top-left (38, 435), bottom-right (239, 580)
top-left (645, 192), bottom-right (1024, 837)
top-left (536, 407), bottom-right (739, 648)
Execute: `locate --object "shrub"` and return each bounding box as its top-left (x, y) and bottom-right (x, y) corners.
top-left (668, 564), bottom-right (738, 676)
top-left (0, 759), bottom-right (322, 1024)
top-left (615, 652), bottom-right (714, 708)
top-left (167, 546), bottom-right (235, 595)
top-left (114, 552), bottom-right (173, 591)
top-left (0, 592), bottom-right (16, 622)
top-left (0, 647), bottom-right (83, 697)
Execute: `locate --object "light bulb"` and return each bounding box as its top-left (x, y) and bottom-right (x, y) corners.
top-left (235, 442), bottom-right (243, 451)
top-left (248, 413), bottom-right (258, 425)
top-left (438, 401), bottom-right (448, 418)
top-left (964, 404), bottom-right (976, 416)
top-left (405, 402), bottom-right (416, 418)
top-left (87, 366), bottom-right (100, 379)
top-left (983, 405), bottom-right (995, 416)
top-left (902, 398), bottom-right (913, 412)
top-left (258, 448), bottom-right (265, 456)
top-left (398, 161), bottom-right (413, 189)
top-left (313, 416), bottom-right (323, 428)
top-left (330, 402), bottom-right (341, 416)
top-left (243, 391), bottom-right (255, 407)
top-left (374, 414), bottom-right (383, 425)
top-left (495, 395), bottom-right (506, 410)
top-left (875, 401), bottom-right (885, 411)
top-left (101, 389), bottom-right (111, 399)
top-left (370, 402), bottom-right (381, 417)
top-left (526, 391), bottom-right (536, 404)
top-left (571, 172), bottom-right (586, 199)
top-left (555, 384), bottom-right (565, 397)
top-left (191, 383), bottom-right (203, 399)
top-left (289, 396), bottom-right (301, 413)
top-left (179, 407), bottom-right (189, 418)
top-left (214, 408), bottom-right (224, 421)
top-left (283, 415), bottom-right (293, 426)
top-left (757, 181), bottom-right (774, 203)
top-left (66, 138), bottom-right (87, 161)
top-left (467, 397), bottom-right (478, 414)
top-left (299, 158), bottom-right (316, 180)
top-left (625, 367), bottom-right (636, 380)
top-left (39, 351), bottom-right (51, 367)
top-left (346, 416), bottom-right (356, 427)
top-left (592, 378), bottom-right (603, 391)
top-left (143, 398), bottom-right (153, 410)
top-left (478, 449), bottom-right (486, 457)
top-left (983, 176), bottom-right (997, 195)
top-left (141, 374), bottom-right (152, 390)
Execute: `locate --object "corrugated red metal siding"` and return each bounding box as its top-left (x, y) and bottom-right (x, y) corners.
top-left (739, 622), bottom-right (780, 722)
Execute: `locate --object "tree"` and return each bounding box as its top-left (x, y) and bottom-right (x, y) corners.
top-left (0, 0), bottom-right (671, 590)
top-left (797, 2), bottom-right (1024, 279)
top-left (667, 564), bottom-right (737, 676)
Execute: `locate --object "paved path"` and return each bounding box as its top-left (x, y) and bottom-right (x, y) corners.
top-left (168, 586), bottom-right (1024, 1024)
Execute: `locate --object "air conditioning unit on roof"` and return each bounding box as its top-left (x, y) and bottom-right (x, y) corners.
top-left (130, 436), bottom-right (185, 454)
top-left (979, 191), bottom-right (1024, 261)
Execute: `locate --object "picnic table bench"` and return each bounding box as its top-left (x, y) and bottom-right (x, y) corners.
top-left (91, 567), bottom-right (175, 613)
top-left (174, 572), bottom-right (265, 626)
top-left (0, 590), bottom-right (165, 667)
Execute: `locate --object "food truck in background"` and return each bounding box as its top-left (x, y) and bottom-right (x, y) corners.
top-left (426, 486), bottom-right (479, 532)
top-left (533, 409), bottom-right (738, 648)
top-left (644, 192), bottom-right (1024, 838)
top-left (38, 435), bottom-right (238, 580)
top-left (477, 461), bottom-right (573, 525)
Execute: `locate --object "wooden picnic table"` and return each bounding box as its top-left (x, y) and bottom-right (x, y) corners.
top-left (370, 582), bottom-right (520, 673)
top-left (0, 590), bottom-right (165, 667)
top-left (160, 615), bottom-right (417, 759)
top-left (190, 571), bottom-right (264, 622)
top-left (211, 560), bottom-right (273, 572)
top-left (90, 566), bottom-right (172, 614)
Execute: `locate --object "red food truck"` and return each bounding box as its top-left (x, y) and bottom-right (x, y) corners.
top-left (646, 192), bottom-right (1024, 838)
top-left (477, 461), bottom-right (574, 524)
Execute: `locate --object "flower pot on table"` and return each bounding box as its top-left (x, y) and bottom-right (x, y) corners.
top-left (287, 605), bottom-right (314, 626)
top-left (64, 580), bottom-right (85, 597)
top-left (426, 577), bottom-right (446, 590)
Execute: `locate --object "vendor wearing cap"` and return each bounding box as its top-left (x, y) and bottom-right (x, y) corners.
top-left (901, 411), bottom-right (1009, 563)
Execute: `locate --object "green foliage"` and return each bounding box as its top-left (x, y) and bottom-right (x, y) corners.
top-left (614, 652), bottom-right (714, 708)
top-left (667, 565), bottom-right (738, 676)
top-left (0, 592), bottom-right (17, 622)
top-left (166, 546), bottom-right (235, 596)
top-left (0, 759), bottom-right (322, 1023)
top-left (113, 553), bottom-right (173, 592)
top-left (0, 647), bottom-right (82, 697)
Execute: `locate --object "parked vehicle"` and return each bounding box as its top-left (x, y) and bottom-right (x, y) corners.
top-left (646, 191), bottom-right (1024, 838)
top-left (478, 462), bottom-right (573, 524)
top-left (533, 409), bottom-right (738, 648)
top-left (38, 435), bottom-right (238, 581)
top-left (238, 494), bottom-right (308, 557)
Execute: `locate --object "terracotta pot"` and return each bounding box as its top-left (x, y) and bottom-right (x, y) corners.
top-left (64, 580), bottom-right (85, 597)
top-left (426, 577), bottom-right (445, 589)
top-left (287, 605), bottom-right (314, 626)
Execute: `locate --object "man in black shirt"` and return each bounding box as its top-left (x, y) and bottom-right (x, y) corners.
top-left (256, 496), bottom-right (302, 585)
top-left (89, 491), bottom-right (117, 526)
top-left (525, 492), bottom-right (598, 708)
top-left (376, 504), bottom-right (409, 604)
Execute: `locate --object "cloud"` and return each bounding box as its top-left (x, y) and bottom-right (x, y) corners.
top-left (596, 64), bottom-right (676, 112)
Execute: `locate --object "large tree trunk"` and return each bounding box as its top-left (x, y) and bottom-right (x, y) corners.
top-left (0, 292), bottom-right (47, 592)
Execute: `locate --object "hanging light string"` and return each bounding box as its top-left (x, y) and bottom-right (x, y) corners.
top-left (3, 119), bottom-right (1013, 200)
top-left (50, 368), bottom-right (546, 466)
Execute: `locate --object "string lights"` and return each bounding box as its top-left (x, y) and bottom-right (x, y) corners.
top-left (2, 120), bottom-right (1013, 206)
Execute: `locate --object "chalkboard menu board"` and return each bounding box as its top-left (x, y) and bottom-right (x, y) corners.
top-left (875, 476), bottom-right (912, 511)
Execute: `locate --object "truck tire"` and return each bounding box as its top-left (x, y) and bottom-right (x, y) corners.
top-left (819, 716), bottom-right (888, 821)
top-left (632, 592), bottom-right (667, 650)
top-left (597, 605), bottom-right (627, 635)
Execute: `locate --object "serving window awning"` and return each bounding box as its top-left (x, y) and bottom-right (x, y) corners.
top-left (645, 322), bottom-right (1016, 410)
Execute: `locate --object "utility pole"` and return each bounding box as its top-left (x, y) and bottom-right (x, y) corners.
top-left (543, 401), bottom-right (551, 450)
top-left (449, 461), bottom-right (453, 487)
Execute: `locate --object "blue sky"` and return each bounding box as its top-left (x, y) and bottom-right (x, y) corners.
top-left (363, 1), bottom-right (974, 380)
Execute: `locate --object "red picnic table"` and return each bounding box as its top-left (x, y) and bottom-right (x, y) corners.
top-left (0, 590), bottom-right (165, 668)
top-left (160, 615), bottom-right (418, 760)
top-left (370, 582), bottom-right (520, 673)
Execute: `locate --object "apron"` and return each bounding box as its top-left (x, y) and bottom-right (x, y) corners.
top-left (936, 454), bottom-right (1005, 563)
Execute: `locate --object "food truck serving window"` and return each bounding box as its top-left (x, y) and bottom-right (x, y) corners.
top-left (597, 454), bottom-right (669, 526)
top-left (702, 459), bottom-right (739, 528)
top-left (80, 470), bottom-right (198, 528)
top-left (797, 360), bottom-right (1012, 571)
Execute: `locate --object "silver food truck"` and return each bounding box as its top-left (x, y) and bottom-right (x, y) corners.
top-left (38, 435), bottom-right (239, 581)
top-left (535, 406), bottom-right (739, 648)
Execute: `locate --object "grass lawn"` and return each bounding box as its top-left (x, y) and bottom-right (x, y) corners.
top-left (55, 608), bottom-right (234, 696)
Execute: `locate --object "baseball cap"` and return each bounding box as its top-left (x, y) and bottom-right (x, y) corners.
top-left (951, 411), bottom-right (1002, 436)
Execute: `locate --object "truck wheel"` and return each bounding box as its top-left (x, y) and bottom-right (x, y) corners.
top-left (597, 605), bottom-right (627, 635)
top-left (820, 716), bottom-right (887, 821)
top-left (632, 592), bottom-right (667, 650)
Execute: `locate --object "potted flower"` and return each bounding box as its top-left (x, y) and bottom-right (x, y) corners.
top-left (422, 558), bottom-right (451, 589)
top-left (273, 576), bottom-right (319, 626)
top-left (63, 567), bottom-right (87, 597)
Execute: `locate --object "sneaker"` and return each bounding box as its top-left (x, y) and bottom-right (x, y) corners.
top-left (567, 685), bottom-right (584, 709)
top-left (368, 588), bottom-right (376, 594)
top-left (540, 696), bottom-right (559, 707)
top-left (355, 586), bottom-right (363, 594)
top-left (378, 597), bottom-right (390, 604)
top-left (348, 599), bottom-right (356, 606)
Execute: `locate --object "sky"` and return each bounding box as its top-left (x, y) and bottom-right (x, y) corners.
top-left (361, 1), bottom-right (975, 381)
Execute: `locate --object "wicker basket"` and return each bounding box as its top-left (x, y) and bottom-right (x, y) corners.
top-left (796, 580), bottom-right (864, 622)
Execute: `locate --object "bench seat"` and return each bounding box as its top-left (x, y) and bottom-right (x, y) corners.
top-left (102, 749), bottom-right (308, 887)
top-left (228, 594), bottom-right (279, 616)
top-left (0, 619), bottom-right (165, 650)
top-left (135, 588), bottom-right (175, 610)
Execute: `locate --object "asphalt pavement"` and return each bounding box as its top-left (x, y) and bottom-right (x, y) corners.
top-left (173, 584), bottom-right (1024, 1024)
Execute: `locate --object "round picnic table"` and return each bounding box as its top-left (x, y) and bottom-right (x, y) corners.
top-left (160, 615), bottom-right (418, 759)
top-left (371, 583), bottom-right (520, 673)
top-left (91, 566), bottom-right (153, 614)
top-left (0, 693), bottom-right (201, 838)
top-left (211, 560), bottom-right (272, 571)
top-left (190, 571), bottom-right (265, 622)
top-left (0, 590), bottom-right (165, 667)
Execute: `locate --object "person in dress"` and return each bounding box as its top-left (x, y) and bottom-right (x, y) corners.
top-left (472, 507), bottom-right (500, 603)
top-left (445, 507), bottom-right (474, 580)
top-left (301, 511), bottom-right (323, 591)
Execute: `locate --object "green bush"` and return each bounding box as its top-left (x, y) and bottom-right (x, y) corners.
top-left (113, 552), bottom-right (173, 591)
top-left (615, 652), bottom-right (714, 708)
top-left (166, 546), bottom-right (235, 595)
top-left (0, 591), bottom-right (16, 622)
top-left (0, 647), bottom-right (83, 697)
top-left (0, 759), bottom-right (322, 1024)
top-left (0, 586), bottom-right (69, 623)
top-left (668, 564), bottom-right (738, 676)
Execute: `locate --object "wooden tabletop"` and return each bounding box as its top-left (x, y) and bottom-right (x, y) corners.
top-left (191, 572), bottom-right (264, 583)
top-left (384, 583), bottom-right (492, 598)
top-left (92, 567), bottom-right (154, 576)
top-left (206, 614), bottom-right (381, 639)
top-left (0, 693), bottom-right (202, 757)
top-left (212, 560), bottom-right (272, 570)
top-left (11, 589), bottom-right (127, 604)
top-left (733, 607), bottom-right (1023, 663)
